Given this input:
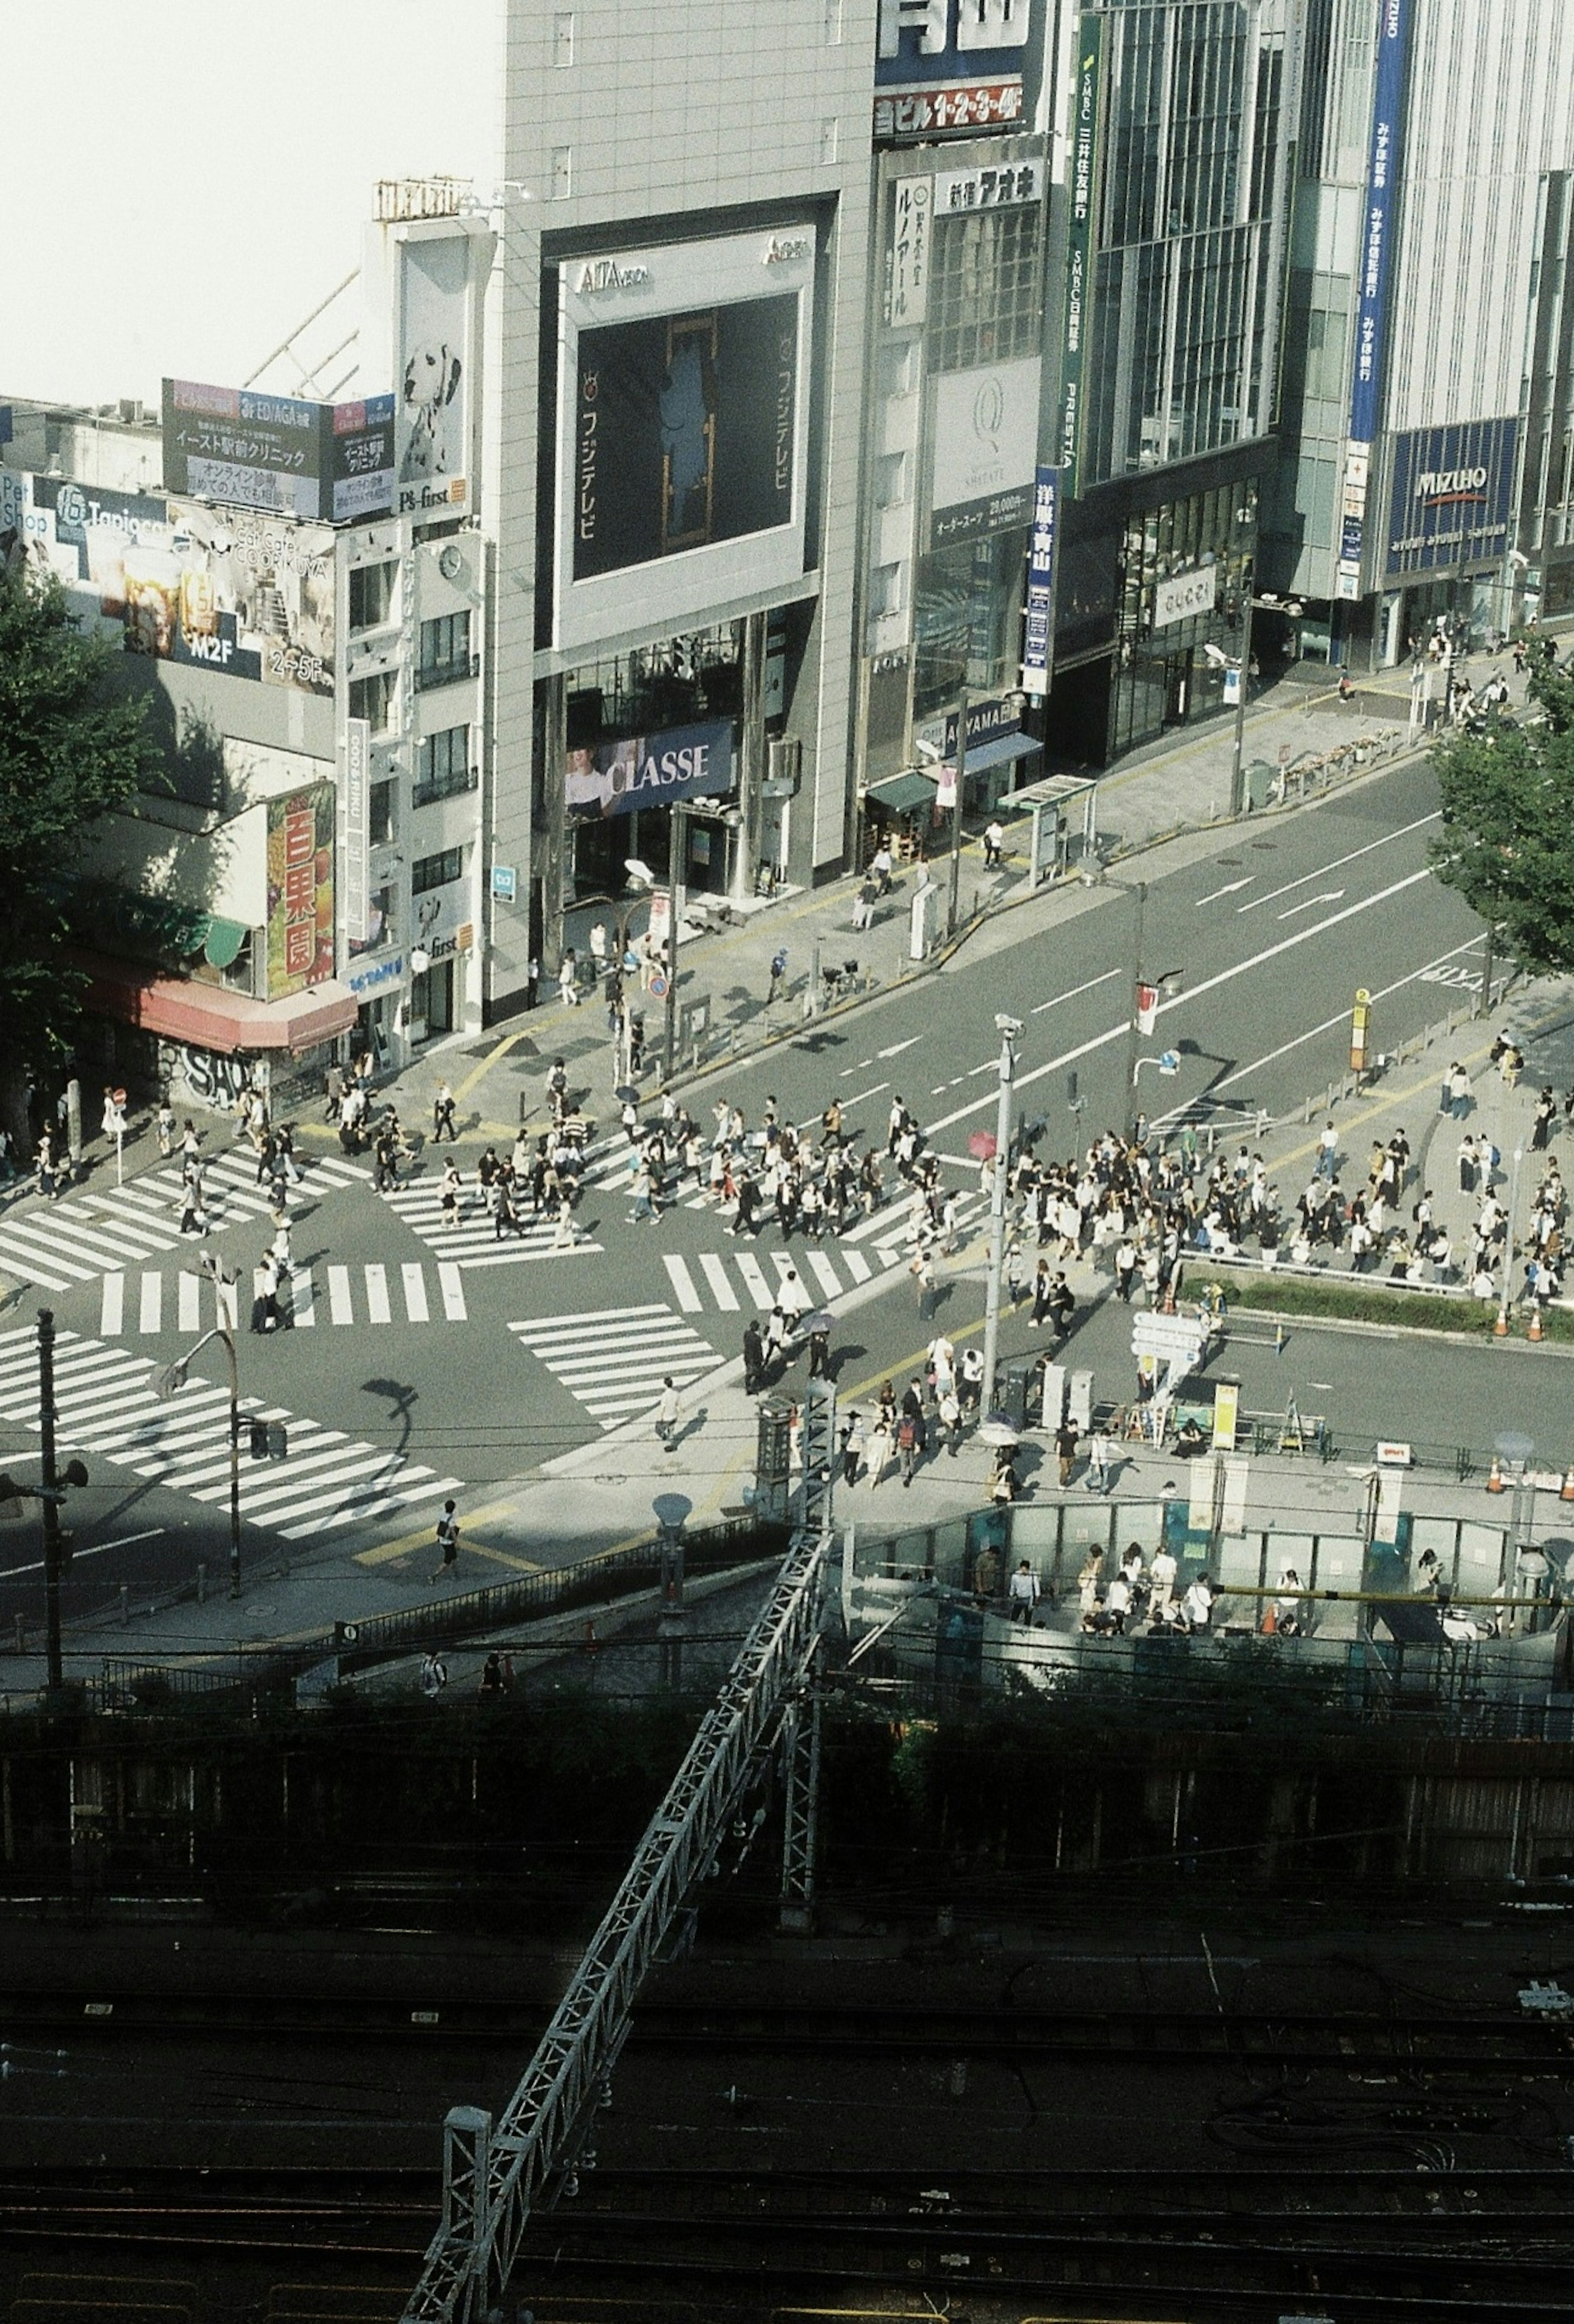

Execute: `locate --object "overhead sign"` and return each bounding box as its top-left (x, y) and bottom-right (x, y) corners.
top-left (933, 159), bottom-right (1041, 214)
top-left (873, 0), bottom-right (1031, 144)
top-left (1385, 416), bottom-right (1518, 575)
top-left (564, 718), bottom-right (735, 823)
top-left (1131, 1313), bottom-right (1206, 1370)
top-left (490, 863), bottom-right (518, 904)
top-left (341, 716), bottom-right (371, 949)
top-left (162, 379), bottom-right (397, 523)
top-left (884, 176), bottom-right (932, 327)
top-left (1337, 0), bottom-right (1411, 596)
top-left (1153, 561), bottom-right (1219, 629)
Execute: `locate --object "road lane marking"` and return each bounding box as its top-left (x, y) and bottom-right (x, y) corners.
top-left (1214, 931), bottom-right (1486, 1090)
top-left (139, 1274), bottom-right (161, 1334)
top-left (328, 1265), bottom-right (353, 1325)
top-left (807, 1251), bottom-right (842, 1298)
top-left (701, 1254), bottom-right (739, 1309)
top-left (1030, 966), bottom-right (1121, 1014)
top-left (926, 866), bottom-right (1438, 1139)
top-left (878, 1037), bottom-right (921, 1059)
top-left (439, 1263), bottom-right (467, 1321)
top-left (402, 1262), bottom-right (429, 1323)
top-left (1196, 877), bottom-right (1253, 905)
top-left (736, 1254), bottom-right (773, 1306)
top-left (101, 1274), bottom-right (124, 1337)
top-left (177, 1271), bottom-right (200, 1333)
top-left (1236, 809), bottom-right (1440, 910)
top-left (843, 1246), bottom-right (872, 1281)
top-left (294, 1267), bottom-right (315, 1328)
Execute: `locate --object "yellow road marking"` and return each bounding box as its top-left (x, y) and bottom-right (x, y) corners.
top-left (455, 1028), bottom-right (530, 1104)
top-left (354, 1496), bottom-right (521, 1567)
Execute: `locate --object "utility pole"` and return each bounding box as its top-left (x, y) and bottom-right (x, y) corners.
top-left (980, 1017), bottom-right (1020, 1420)
top-left (1495, 1145), bottom-right (1524, 1339)
top-left (36, 1309), bottom-right (64, 1696)
top-left (663, 803), bottom-right (687, 1083)
top-left (1229, 572), bottom-right (1254, 815)
top-left (946, 685), bottom-right (969, 938)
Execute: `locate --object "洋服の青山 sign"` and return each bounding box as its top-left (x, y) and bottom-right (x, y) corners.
top-left (565, 720), bottom-right (735, 821)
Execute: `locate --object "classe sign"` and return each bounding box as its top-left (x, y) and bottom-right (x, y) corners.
top-left (564, 720), bottom-right (735, 822)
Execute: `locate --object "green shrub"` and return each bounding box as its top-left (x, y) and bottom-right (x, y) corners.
top-left (1225, 1272), bottom-right (1574, 1341)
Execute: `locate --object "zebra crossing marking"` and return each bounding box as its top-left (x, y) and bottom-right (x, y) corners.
top-left (377, 1177), bottom-right (605, 1270)
top-left (508, 1303), bottom-right (721, 1431)
top-left (700, 1254), bottom-right (739, 1311)
top-left (93, 1260), bottom-right (468, 1335)
top-left (0, 1324), bottom-right (461, 1543)
top-left (0, 1145), bottom-right (371, 1290)
top-left (664, 1255), bottom-right (702, 1312)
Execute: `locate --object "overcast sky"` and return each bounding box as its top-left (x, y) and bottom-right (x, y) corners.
top-left (0, 1), bottom-right (500, 411)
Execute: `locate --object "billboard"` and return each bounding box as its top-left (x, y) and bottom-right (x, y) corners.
top-left (1057, 14), bottom-right (1103, 495)
top-left (1384, 417), bottom-right (1519, 576)
top-left (162, 381), bottom-right (397, 523)
top-left (266, 784), bottom-right (336, 998)
top-left (1022, 466), bottom-right (1057, 695)
top-left (564, 719), bottom-right (735, 823)
top-left (1337, 0), bottom-right (1411, 597)
top-left (0, 474), bottom-right (334, 693)
top-left (554, 228), bottom-right (815, 652)
top-left (929, 356), bottom-right (1041, 547)
top-left (573, 297), bottom-right (798, 580)
top-left (873, 0), bottom-right (1031, 144)
top-left (395, 232), bottom-right (474, 518)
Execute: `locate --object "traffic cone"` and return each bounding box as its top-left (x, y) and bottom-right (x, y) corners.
top-left (1486, 1456), bottom-right (1505, 1493)
top-left (1493, 1309), bottom-right (1509, 1337)
top-left (1561, 1466), bottom-right (1574, 1502)
top-left (1529, 1306), bottom-right (1544, 1342)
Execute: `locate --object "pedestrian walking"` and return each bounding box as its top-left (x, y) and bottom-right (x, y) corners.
top-left (655, 1376), bottom-right (680, 1446)
top-left (896, 1406), bottom-right (922, 1486)
top-left (1055, 1416), bottom-right (1080, 1487)
top-left (1085, 1427), bottom-right (1114, 1493)
top-left (156, 1099), bottom-right (175, 1159)
top-left (767, 946), bottom-right (788, 1005)
top-left (430, 1500), bottom-right (461, 1583)
top-left (864, 1413), bottom-right (893, 1489)
top-left (1458, 1134), bottom-right (1478, 1195)
top-left (434, 1082), bottom-right (457, 1141)
top-left (1007, 1559), bottom-right (1039, 1623)
top-left (1314, 1120), bottom-right (1338, 1179)
top-left (912, 1244), bottom-right (937, 1319)
top-left (840, 1411), bottom-right (864, 1487)
top-left (558, 949), bottom-right (580, 1006)
top-left (742, 1317), bottom-right (766, 1394)
top-left (983, 818), bottom-right (1005, 868)
top-left (420, 1650), bottom-right (448, 1698)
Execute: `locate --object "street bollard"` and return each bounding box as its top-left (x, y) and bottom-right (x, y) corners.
top-left (119, 1584), bottom-right (129, 1628)
top-left (196, 1562), bottom-right (207, 1605)
top-left (14, 1615), bottom-right (24, 1655)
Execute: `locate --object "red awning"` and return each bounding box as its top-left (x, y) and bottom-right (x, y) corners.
top-left (75, 954), bottom-right (359, 1056)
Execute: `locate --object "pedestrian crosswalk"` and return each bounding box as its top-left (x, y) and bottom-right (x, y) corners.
top-left (0, 1324), bottom-right (462, 1543)
top-left (0, 1147), bottom-right (371, 1291)
top-left (508, 1304), bottom-right (721, 1431)
top-left (97, 1259), bottom-right (468, 1336)
top-left (378, 1178), bottom-right (604, 1269)
top-left (651, 1188), bottom-right (994, 1320)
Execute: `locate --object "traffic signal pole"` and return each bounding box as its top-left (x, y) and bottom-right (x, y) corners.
top-left (36, 1310), bottom-right (64, 1695)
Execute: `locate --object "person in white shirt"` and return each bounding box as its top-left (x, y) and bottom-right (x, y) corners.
top-left (1148, 1546), bottom-right (1178, 1623)
top-left (1007, 1560), bottom-right (1039, 1624)
top-left (1180, 1574), bottom-right (1214, 1631)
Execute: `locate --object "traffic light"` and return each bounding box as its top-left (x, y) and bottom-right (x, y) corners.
top-left (249, 1420), bottom-right (269, 1460)
top-left (267, 1422), bottom-right (288, 1461)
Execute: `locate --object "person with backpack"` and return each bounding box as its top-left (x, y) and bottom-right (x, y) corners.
top-left (767, 947), bottom-right (789, 1006)
top-left (430, 1501), bottom-right (461, 1583)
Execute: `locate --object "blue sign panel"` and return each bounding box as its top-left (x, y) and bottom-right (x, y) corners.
top-left (1349, 0), bottom-right (1409, 448)
top-left (1022, 465), bottom-right (1057, 696)
top-left (564, 718), bottom-right (735, 823)
top-left (1385, 417), bottom-right (1519, 576)
top-left (874, 0), bottom-right (1032, 88)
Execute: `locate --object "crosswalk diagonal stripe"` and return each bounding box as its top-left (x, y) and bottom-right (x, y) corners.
top-left (701, 1254), bottom-right (739, 1310)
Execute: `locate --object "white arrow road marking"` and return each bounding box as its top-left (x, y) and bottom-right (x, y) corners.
top-left (1213, 930), bottom-right (1485, 1091)
top-left (878, 1036), bottom-right (921, 1059)
top-left (1196, 877), bottom-right (1253, 905)
top-left (1237, 809), bottom-right (1440, 910)
top-left (1277, 888), bottom-right (1345, 919)
top-left (1030, 965), bottom-right (1123, 1014)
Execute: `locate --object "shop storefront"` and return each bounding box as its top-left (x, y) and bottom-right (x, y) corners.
top-left (75, 953), bottom-right (359, 1114)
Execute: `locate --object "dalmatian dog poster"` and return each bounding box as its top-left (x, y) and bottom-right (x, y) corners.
top-left (396, 235), bottom-right (472, 505)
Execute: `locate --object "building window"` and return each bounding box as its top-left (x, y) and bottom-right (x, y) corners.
top-left (413, 725), bottom-right (475, 806)
top-left (926, 203), bottom-right (1043, 374)
top-left (370, 778), bottom-right (396, 847)
top-left (417, 610), bottom-right (472, 689)
top-left (348, 561), bottom-right (397, 630)
top-left (348, 668), bottom-right (395, 733)
top-left (412, 845), bottom-right (464, 897)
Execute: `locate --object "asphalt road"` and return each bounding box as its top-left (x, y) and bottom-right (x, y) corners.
top-left (0, 757), bottom-right (1518, 1629)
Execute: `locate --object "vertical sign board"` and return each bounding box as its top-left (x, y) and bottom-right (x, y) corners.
top-left (342, 716), bottom-right (371, 950)
top-left (267, 785), bottom-right (336, 1000)
top-left (884, 175), bottom-right (932, 327)
top-left (1022, 464), bottom-right (1058, 696)
top-left (1337, 0), bottom-right (1411, 602)
top-left (1057, 15), bottom-right (1103, 499)
top-left (1350, 987), bottom-right (1372, 1073)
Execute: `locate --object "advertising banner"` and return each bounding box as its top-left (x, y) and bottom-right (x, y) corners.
top-left (873, 0), bottom-right (1030, 143)
top-left (1384, 416), bottom-right (1518, 575)
top-left (266, 784), bottom-right (336, 998)
top-left (574, 296), bottom-right (798, 580)
top-left (1337, 0), bottom-right (1410, 595)
top-left (3, 474), bottom-right (334, 694)
top-left (413, 879), bottom-right (474, 964)
top-left (929, 355), bottom-right (1041, 546)
top-left (394, 232), bottom-right (474, 518)
top-left (1058, 14), bottom-right (1103, 495)
top-left (564, 719), bottom-right (735, 823)
top-left (162, 380), bottom-right (396, 523)
top-left (933, 158), bottom-right (1041, 214)
top-left (1022, 465), bottom-right (1057, 696)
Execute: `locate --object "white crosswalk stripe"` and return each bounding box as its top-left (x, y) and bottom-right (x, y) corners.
top-left (509, 1303), bottom-right (721, 1430)
top-left (378, 1177), bottom-right (604, 1269)
top-left (96, 1260), bottom-right (466, 1334)
top-left (0, 1324), bottom-right (461, 1542)
top-left (0, 1146), bottom-right (371, 1289)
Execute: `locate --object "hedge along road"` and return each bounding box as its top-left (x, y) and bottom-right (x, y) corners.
top-left (715, 758), bottom-right (1480, 1153)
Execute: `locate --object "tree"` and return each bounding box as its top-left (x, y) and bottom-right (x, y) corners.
top-left (1429, 641), bottom-right (1574, 976)
top-left (0, 566), bottom-right (164, 1145)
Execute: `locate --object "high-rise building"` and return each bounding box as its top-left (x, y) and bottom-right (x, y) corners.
top-left (1264, 1), bottom-right (1574, 666)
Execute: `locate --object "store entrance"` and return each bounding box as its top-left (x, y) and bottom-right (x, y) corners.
top-left (410, 958), bottom-right (454, 1043)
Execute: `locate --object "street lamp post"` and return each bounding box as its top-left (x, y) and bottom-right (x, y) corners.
top-left (1229, 583), bottom-right (1255, 816)
top-left (156, 1324), bottom-right (242, 1597)
top-left (0, 1311), bottom-right (93, 1699)
top-left (980, 1016), bottom-right (1021, 1421)
top-left (664, 802), bottom-right (689, 1084)
top-left (1121, 879), bottom-right (1149, 1136)
top-left (947, 685), bottom-right (968, 938)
